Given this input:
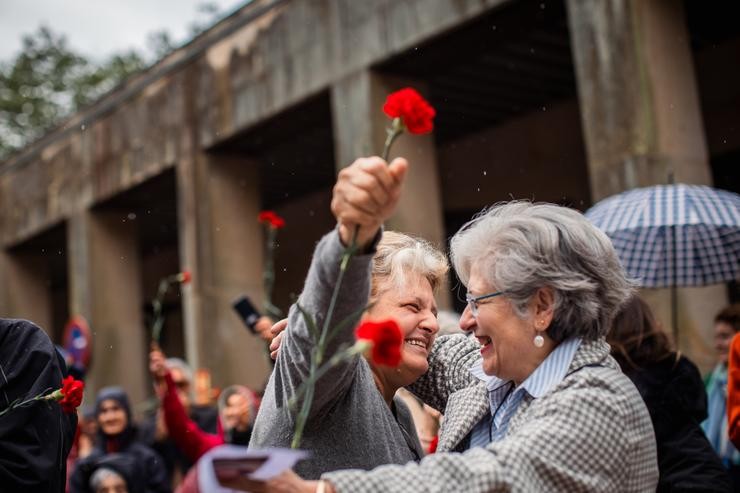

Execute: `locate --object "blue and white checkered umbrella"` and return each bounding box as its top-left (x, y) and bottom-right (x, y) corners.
top-left (585, 184), bottom-right (740, 288)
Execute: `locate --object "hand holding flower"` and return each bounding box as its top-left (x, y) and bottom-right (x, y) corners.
top-left (0, 375), bottom-right (85, 417)
top-left (331, 156), bottom-right (408, 248)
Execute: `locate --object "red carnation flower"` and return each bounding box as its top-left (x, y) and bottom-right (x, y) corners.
top-left (178, 271), bottom-right (192, 284)
top-left (355, 319), bottom-right (403, 367)
top-left (258, 210), bottom-right (277, 223)
top-left (258, 210), bottom-right (286, 229)
top-left (58, 376), bottom-right (85, 413)
top-left (383, 88), bottom-right (436, 135)
top-left (428, 435), bottom-right (439, 454)
top-left (269, 215), bottom-right (286, 229)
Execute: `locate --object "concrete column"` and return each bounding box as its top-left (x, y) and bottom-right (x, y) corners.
top-left (177, 151), bottom-right (272, 391)
top-left (69, 210), bottom-right (149, 407)
top-left (567, 0), bottom-right (726, 365)
top-left (67, 213), bottom-right (92, 320)
top-left (331, 70), bottom-right (450, 307)
top-left (0, 249), bottom-right (53, 333)
top-left (567, 0), bottom-right (712, 198)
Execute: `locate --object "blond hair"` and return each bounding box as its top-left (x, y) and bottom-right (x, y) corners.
top-left (370, 231), bottom-right (448, 302)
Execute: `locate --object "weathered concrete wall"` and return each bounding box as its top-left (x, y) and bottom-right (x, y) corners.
top-left (566, 0), bottom-right (711, 199)
top-left (566, 0), bottom-right (726, 369)
top-left (1, 0), bottom-right (507, 248)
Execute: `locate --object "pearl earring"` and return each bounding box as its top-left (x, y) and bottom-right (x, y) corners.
top-left (533, 334), bottom-right (545, 348)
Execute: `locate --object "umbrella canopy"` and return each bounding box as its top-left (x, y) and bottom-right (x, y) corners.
top-left (585, 184), bottom-right (740, 288)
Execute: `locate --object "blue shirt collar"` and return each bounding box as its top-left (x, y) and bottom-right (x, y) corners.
top-left (469, 337), bottom-right (582, 398)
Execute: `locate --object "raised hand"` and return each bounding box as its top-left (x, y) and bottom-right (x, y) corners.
top-left (331, 156), bottom-right (408, 248)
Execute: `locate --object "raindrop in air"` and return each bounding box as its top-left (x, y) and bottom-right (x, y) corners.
top-left (127, 212), bottom-right (136, 220)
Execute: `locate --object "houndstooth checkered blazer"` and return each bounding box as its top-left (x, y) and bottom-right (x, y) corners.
top-left (323, 335), bottom-right (658, 492)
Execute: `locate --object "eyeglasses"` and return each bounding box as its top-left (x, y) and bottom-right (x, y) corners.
top-left (465, 290), bottom-right (506, 317)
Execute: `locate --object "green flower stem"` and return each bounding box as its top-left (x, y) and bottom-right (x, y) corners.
top-left (0, 388), bottom-right (56, 417)
top-left (382, 118), bottom-right (404, 162)
top-left (288, 341), bottom-right (371, 409)
top-left (151, 278), bottom-right (171, 345)
top-left (291, 119), bottom-right (403, 448)
top-left (263, 227), bottom-right (281, 318)
top-left (291, 229), bottom-right (359, 449)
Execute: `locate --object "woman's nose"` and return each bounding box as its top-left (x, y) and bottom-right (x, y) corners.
top-left (459, 305), bottom-right (476, 332)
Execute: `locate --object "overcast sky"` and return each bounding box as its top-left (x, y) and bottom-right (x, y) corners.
top-left (0, 0), bottom-right (249, 63)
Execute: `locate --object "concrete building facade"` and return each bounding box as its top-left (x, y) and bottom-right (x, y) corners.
top-left (1, 0), bottom-right (738, 407)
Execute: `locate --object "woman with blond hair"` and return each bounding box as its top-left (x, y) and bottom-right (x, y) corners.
top-left (247, 157), bottom-right (449, 479)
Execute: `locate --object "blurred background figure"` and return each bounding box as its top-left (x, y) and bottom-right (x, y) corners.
top-left (608, 296), bottom-right (730, 492)
top-left (70, 387), bottom-right (170, 493)
top-left (703, 303), bottom-right (740, 482)
top-left (139, 356), bottom-right (218, 486)
top-left (149, 349), bottom-right (258, 463)
top-left (217, 385), bottom-right (259, 446)
top-left (89, 465), bottom-right (129, 493)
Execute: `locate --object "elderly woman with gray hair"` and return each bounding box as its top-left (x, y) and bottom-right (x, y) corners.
top-left (239, 188), bottom-right (658, 492)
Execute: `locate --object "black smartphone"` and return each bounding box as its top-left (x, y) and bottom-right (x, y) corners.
top-left (232, 296), bottom-right (261, 334)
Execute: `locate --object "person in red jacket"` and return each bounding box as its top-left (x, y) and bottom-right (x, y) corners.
top-left (727, 332), bottom-right (740, 448)
top-left (149, 349), bottom-right (257, 464)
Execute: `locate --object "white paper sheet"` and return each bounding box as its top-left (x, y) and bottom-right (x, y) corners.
top-left (197, 445), bottom-right (309, 492)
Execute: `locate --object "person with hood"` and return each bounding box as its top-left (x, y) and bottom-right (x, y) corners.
top-left (0, 318), bottom-right (78, 493)
top-left (148, 348), bottom-right (258, 464)
top-left (69, 386), bottom-right (170, 493)
top-left (607, 296), bottom-right (730, 492)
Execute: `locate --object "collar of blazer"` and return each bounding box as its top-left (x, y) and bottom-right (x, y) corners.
top-left (437, 338), bottom-right (614, 452)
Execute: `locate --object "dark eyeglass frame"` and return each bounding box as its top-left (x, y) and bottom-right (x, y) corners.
top-left (465, 290), bottom-right (506, 317)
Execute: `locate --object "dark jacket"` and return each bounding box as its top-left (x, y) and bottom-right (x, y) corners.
top-left (625, 355), bottom-right (731, 492)
top-left (0, 318), bottom-right (78, 493)
top-left (69, 387), bottom-right (170, 493)
top-left (137, 402), bottom-right (219, 482)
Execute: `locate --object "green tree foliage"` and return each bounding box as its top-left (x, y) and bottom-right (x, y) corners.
top-left (0, 26), bottom-right (146, 159)
top-left (0, 2), bottom-right (226, 161)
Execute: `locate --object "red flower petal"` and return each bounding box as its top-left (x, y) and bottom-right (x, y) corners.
top-left (59, 376), bottom-right (85, 414)
top-left (258, 210), bottom-right (277, 224)
top-left (355, 319), bottom-right (403, 367)
top-left (179, 271), bottom-right (192, 284)
top-left (270, 215), bottom-right (286, 229)
top-left (382, 88), bottom-right (436, 135)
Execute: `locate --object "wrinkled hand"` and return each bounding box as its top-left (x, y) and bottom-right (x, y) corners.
top-left (269, 318), bottom-right (288, 360)
top-left (149, 349), bottom-right (168, 382)
top-left (331, 156), bottom-right (408, 248)
top-left (215, 469), bottom-right (323, 493)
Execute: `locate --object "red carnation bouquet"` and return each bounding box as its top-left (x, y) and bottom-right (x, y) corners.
top-left (0, 375), bottom-right (85, 417)
top-left (289, 88), bottom-right (434, 448)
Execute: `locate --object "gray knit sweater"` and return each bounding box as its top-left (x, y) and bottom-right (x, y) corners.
top-left (249, 230), bottom-right (423, 479)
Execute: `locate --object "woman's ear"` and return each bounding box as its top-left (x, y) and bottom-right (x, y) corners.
top-left (532, 287), bottom-right (555, 328)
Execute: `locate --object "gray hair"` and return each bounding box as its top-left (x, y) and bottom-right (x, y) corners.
top-left (165, 357), bottom-right (193, 384)
top-left (370, 231), bottom-right (449, 302)
top-left (90, 467), bottom-right (125, 492)
top-left (450, 201), bottom-right (634, 342)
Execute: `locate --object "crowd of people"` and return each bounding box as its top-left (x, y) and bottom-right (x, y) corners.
top-left (1, 154), bottom-right (739, 492)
